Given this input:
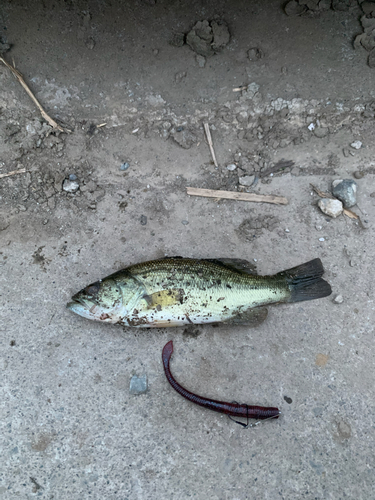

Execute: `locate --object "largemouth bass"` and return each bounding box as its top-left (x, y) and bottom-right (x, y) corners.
top-left (67, 257), bottom-right (331, 328)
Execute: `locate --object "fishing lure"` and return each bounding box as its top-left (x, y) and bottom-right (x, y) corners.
top-left (162, 340), bottom-right (280, 427)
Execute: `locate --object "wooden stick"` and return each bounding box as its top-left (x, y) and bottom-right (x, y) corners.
top-left (0, 168), bottom-right (27, 179)
top-left (203, 123), bottom-right (218, 167)
top-left (0, 56), bottom-right (65, 132)
top-left (186, 187), bottom-right (288, 205)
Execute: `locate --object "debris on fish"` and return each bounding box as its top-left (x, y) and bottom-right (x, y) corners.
top-left (67, 257), bottom-right (332, 328)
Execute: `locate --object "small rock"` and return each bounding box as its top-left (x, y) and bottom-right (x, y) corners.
top-left (140, 215), bottom-right (147, 225)
top-left (62, 178), bottom-right (79, 193)
top-left (239, 175), bottom-right (255, 186)
top-left (196, 55), bottom-right (206, 67)
top-left (169, 32), bottom-right (185, 47)
top-left (342, 148), bottom-right (350, 157)
top-left (319, 237), bottom-right (325, 242)
top-left (285, 0), bottom-right (307, 16)
top-left (85, 37), bottom-right (95, 50)
top-left (153, 48), bottom-right (159, 55)
top-left (186, 20), bottom-right (230, 57)
top-left (175, 71), bottom-right (187, 84)
top-left (333, 294), bottom-right (344, 304)
top-left (69, 174), bottom-right (78, 181)
top-left (308, 123), bottom-right (315, 131)
top-left (182, 220), bottom-right (189, 225)
top-left (146, 94), bottom-right (166, 107)
top-left (350, 140), bottom-right (362, 150)
top-left (247, 47), bottom-right (263, 61)
top-left (318, 198), bottom-right (343, 218)
top-left (226, 164), bottom-right (237, 171)
top-left (353, 171), bottom-right (365, 179)
top-left (236, 111), bottom-right (248, 123)
top-left (129, 374), bottom-right (148, 395)
top-left (332, 179), bottom-right (357, 208)
top-left (313, 127), bottom-right (329, 138)
top-left (120, 162), bottom-right (130, 171)
top-left (362, 1), bottom-right (375, 15)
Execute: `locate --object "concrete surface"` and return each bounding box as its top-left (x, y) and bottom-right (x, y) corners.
top-left (0, 1), bottom-right (374, 498)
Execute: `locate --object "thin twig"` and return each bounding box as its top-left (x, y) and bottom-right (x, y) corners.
top-left (186, 187), bottom-right (288, 205)
top-left (310, 183), bottom-right (335, 199)
top-left (0, 168), bottom-right (27, 179)
top-left (0, 56), bottom-right (65, 132)
top-left (203, 123), bottom-right (218, 167)
top-left (343, 208), bottom-right (359, 220)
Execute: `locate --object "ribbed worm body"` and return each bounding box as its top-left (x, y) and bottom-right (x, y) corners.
top-left (162, 340), bottom-right (280, 421)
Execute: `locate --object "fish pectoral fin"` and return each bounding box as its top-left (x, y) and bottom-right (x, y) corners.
top-left (204, 258), bottom-right (258, 276)
top-left (222, 306), bottom-right (268, 327)
top-left (145, 289), bottom-right (185, 309)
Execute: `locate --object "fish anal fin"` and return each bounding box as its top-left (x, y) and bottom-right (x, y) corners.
top-left (223, 306), bottom-right (268, 327)
top-left (205, 258), bottom-right (258, 276)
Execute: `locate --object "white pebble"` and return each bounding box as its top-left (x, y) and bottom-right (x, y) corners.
top-left (319, 237), bottom-right (325, 242)
top-left (350, 140), bottom-right (362, 150)
top-left (226, 164), bottom-right (237, 171)
top-left (308, 123), bottom-right (315, 131)
top-left (318, 198), bottom-right (343, 218)
top-left (333, 294), bottom-right (344, 304)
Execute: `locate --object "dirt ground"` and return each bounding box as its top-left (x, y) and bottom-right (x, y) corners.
top-left (1, 0), bottom-right (375, 498)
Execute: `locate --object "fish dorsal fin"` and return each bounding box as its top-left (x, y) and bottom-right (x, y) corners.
top-left (204, 258), bottom-right (258, 276)
top-left (222, 306), bottom-right (268, 327)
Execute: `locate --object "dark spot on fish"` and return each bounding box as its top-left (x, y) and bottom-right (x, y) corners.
top-left (133, 309), bottom-right (139, 315)
top-left (142, 275), bottom-right (148, 279)
top-left (226, 284), bottom-right (232, 289)
top-left (186, 282), bottom-right (191, 286)
top-left (217, 280), bottom-right (222, 285)
top-left (100, 313), bottom-right (110, 320)
top-left (156, 305), bottom-right (162, 311)
top-left (217, 297), bottom-right (225, 302)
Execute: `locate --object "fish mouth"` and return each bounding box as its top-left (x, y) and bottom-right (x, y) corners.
top-left (66, 296), bottom-right (99, 319)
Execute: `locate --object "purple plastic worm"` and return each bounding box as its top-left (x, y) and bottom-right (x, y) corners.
top-left (162, 340), bottom-right (280, 422)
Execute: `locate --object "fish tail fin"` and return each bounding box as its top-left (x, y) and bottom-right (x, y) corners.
top-left (279, 258), bottom-right (332, 303)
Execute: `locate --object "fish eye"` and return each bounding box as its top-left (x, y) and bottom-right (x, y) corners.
top-left (85, 282), bottom-right (101, 296)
